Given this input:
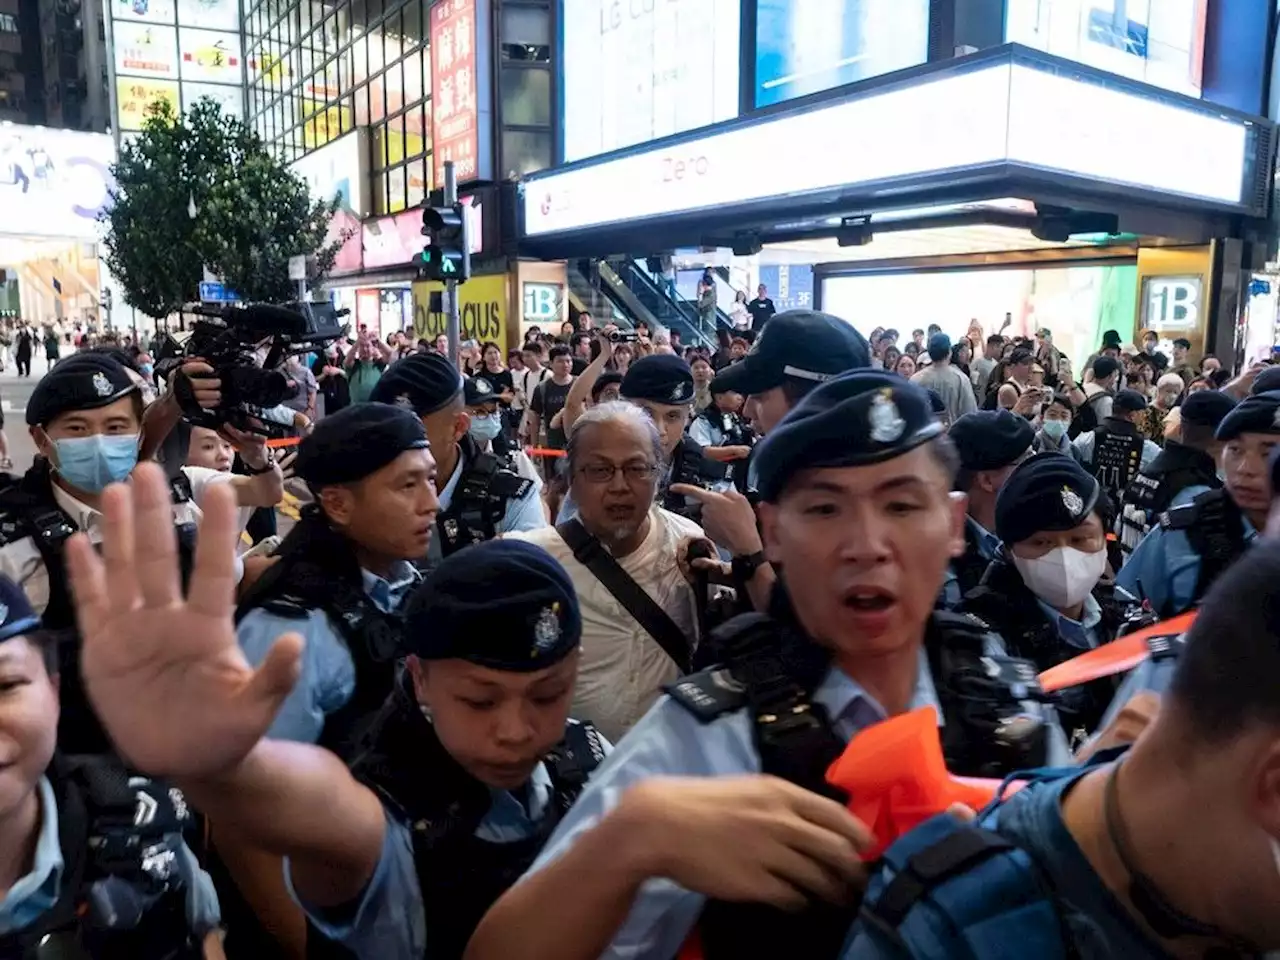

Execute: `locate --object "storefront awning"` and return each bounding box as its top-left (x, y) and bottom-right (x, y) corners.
top-left (518, 45), bottom-right (1274, 259)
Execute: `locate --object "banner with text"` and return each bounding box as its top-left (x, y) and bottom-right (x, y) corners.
top-left (412, 274), bottom-right (508, 345)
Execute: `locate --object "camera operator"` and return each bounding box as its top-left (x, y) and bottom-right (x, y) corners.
top-left (370, 352), bottom-right (546, 566)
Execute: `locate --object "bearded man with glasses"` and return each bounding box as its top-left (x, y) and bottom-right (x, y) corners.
top-left (507, 401), bottom-right (717, 743)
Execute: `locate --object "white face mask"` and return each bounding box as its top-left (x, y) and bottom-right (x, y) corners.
top-left (1011, 545), bottom-right (1107, 609)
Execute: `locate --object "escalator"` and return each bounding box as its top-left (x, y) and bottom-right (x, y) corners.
top-left (607, 259), bottom-right (717, 348)
top-left (628, 259), bottom-right (739, 336)
top-left (566, 260), bottom-right (630, 328)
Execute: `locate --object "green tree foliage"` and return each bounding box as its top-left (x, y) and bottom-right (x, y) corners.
top-left (100, 97), bottom-right (344, 316)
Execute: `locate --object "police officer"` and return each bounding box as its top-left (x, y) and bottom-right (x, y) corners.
top-left (942, 410), bottom-right (1034, 607)
top-left (64, 480), bottom-right (605, 960)
top-left (465, 371), bottom-right (1071, 960)
top-left (0, 353), bottom-right (257, 754)
top-left (1073, 387), bottom-right (1160, 505)
top-left (1116, 388), bottom-right (1237, 557)
top-left (0, 574), bottom-right (221, 957)
top-left (959, 454), bottom-right (1143, 743)
top-left (371, 352), bottom-right (545, 563)
top-left (464, 374), bottom-right (542, 486)
top-left (688, 381), bottom-right (753, 461)
top-left (1119, 390), bottom-right (1280, 616)
top-left (667, 310), bottom-right (871, 611)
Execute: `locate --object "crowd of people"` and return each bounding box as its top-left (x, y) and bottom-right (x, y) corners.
top-left (0, 298), bottom-right (1274, 960)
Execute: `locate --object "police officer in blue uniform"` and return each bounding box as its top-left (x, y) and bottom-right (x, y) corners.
top-left (1118, 390), bottom-right (1280, 616)
top-left (1116, 389), bottom-right (1236, 557)
top-left (1073, 388), bottom-right (1161, 506)
top-left (371, 352), bottom-right (545, 564)
top-left (941, 410), bottom-right (1034, 608)
top-left (959, 455), bottom-right (1143, 744)
top-left (464, 371), bottom-right (1071, 960)
top-left (63, 478), bottom-right (604, 960)
top-left (0, 574), bottom-right (221, 958)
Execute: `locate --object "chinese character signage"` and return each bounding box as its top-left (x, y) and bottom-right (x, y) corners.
top-left (114, 21), bottom-right (180, 80)
top-left (116, 78), bottom-right (181, 130)
top-left (430, 0), bottom-right (478, 186)
top-left (179, 28), bottom-right (243, 85)
top-left (177, 0), bottom-right (239, 33)
top-left (181, 82), bottom-right (243, 119)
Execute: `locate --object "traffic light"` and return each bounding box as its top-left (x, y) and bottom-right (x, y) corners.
top-left (419, 202), bottom-right (471, 283)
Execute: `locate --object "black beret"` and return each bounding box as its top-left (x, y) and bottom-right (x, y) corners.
top-left (294, 402), bottom-right (428, 489)
top-left (948, 410), bottom-right (1035, 472)
top-left (0, 575), bottom-right (40, 643)
top-left (1113, 389), bottom-right (1148, 413)
top-left (591, 371), bottom-right (624, 400)
top-left (754, 370), bottom-right (943, 503)
top-left (620, 354), bottom-right (695, 405)
top-left (1250, 366), bottom-right (1280, 395)
top-left (369, 352), bottom-right (463, 415)
top-left (27, 353), bottom-right (139, 426)
top-left (1216, 390), bottom-right (1280, 441)
top-left (1179, 390), bottom-right (1237, 428)
top-left (710, 309), bottom-right (870, 395)
top-left (995, 454), bottom-right (1101, 545)
top-left (463, 375), bottom-right (499, 406)
top-left (1092, 356), bottom-right (1121, 380)
top-left (406, 539), bottom-right (580, 670)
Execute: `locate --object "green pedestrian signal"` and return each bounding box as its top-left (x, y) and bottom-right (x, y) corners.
top-left (419, 203), bottom-right (470, 283)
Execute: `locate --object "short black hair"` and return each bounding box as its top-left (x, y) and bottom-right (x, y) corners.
top-left (548, 344), bottom-right (571, 361)
top-left (1173, 337), bottom-right (1192, 350)
top-left (927, 433), bottom-right (960, 487)
top-left (986, 334), bottom-right (1004, 348)
top-left (1009, 348), bottom-right (1034, 366)
top-left (1168, 540), bottom-right (1280, 742)
top-left (1047, 393), bottom-right (1074, 414)
top-left (780, 376), bottom-right (822, 407)
top-left (912, 329), bottom-right (925, 337)
top-left (1180, 421), bottom-right (1217, 449)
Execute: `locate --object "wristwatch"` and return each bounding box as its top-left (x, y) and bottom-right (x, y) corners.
top-left (731, 550), bottom-right (767, 582)
top-left (242, 450), bottom-right (276, 475)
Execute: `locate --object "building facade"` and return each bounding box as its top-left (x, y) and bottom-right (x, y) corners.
top-left (0, 0), bottom-right (34, 123)
top-left (37, 0), bottom-right (110, 131)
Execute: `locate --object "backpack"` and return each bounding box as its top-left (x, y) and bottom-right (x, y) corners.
top-left (1068, 392), bottom-right (1109, 440)
top-left (839, 759), bottom-right (1117, 960)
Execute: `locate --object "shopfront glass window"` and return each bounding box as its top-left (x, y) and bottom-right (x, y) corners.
top-left (502, 129), bottom-right (551, 178)
top-left (501, 4), bottom-right (549, 61)
top-left (384, 60), bottom-right (405, 114)
top-left (406, 156), bottom-right (427, 208)
top-left (402, 49), bottom-right (423, 103)
top-left (387, 164), bottom-right (407, 213)
top-left (500, 67), bottom-right (550, 126)
top-left (404, 102), bottom-right (426, 153)
top-left (385, 112), bottom-right (405, 165)
top-left (351, 33), bottom-right (367, 85)
top-left (402, 0), bottom-right (422, 44)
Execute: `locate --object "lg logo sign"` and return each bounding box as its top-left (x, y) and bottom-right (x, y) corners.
top-left (1144, 276), bottom-right (1201, 331)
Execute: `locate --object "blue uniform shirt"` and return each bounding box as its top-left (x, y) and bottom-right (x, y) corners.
top-left (237, 562), bottom-right (420, 744)
top-left (1117, 510), bottom-right (1256, 617)
top-left (289, 739), bottom-right (611, 960)
top-left (940, 517), bottom-right (1001, 609)
top-left (0, 777), bottom-right (221, 939)
top-left (1034, 593), bottom-right (1104, 652)
top-left (426, 448), bottom-right (547, 565)
top-left (519, 645), bottom-right (1072, 960)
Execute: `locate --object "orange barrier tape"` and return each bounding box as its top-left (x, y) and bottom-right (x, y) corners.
top-left (265, 437), bottom-right (302, 449)
top-left (525, 447), bottom-right (566, 458)
top-left (1037, 610), bottom-right (1196, 693)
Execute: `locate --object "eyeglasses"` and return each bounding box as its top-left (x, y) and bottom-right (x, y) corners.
top-left (577, 462), bottom-right (659, 484)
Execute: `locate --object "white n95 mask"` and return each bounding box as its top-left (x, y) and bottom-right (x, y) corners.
top-left (1011, 546), bottom-right (1107, 609)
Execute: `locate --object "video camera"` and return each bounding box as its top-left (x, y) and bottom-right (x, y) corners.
top-left (155, 301), bottom-right (348, 437)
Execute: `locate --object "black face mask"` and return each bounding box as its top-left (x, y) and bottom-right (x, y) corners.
top-left (1104, 760), bottom-right (1263, 957)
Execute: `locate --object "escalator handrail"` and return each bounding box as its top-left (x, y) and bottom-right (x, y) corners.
top-left (614, 261), bottom-right (717, 349)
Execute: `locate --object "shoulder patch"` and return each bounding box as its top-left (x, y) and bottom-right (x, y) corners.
top-left (664, 667), bottom-right (747, 723)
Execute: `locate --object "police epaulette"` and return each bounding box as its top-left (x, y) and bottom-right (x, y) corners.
top-left (1159, 503), bottom-right (1198, 531)
top-left (664, 666), bottom-right (747, 723)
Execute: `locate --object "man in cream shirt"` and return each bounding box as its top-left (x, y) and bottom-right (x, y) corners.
top-left (508, 402), bottom-right (708, 743)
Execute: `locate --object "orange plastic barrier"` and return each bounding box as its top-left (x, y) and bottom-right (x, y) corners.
top-left (524, 447), bottom-right (566, 458)
top-left (265, 436), bottom-right (302, 449)
top-left (825, 707), bottom-right (1021, 861)
top-left (1037, 610), bottom-right (1196, 693)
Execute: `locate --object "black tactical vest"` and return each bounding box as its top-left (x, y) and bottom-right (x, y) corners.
top-left (958, 559), bottom-right (1138, 744)
top-left (234, 509), bottom-right (413, 762)
top-left (666, 591), bottom-right (1050, 960)
top-left (1088, 419), bottom-right (1146, 503)
top-left (696, 408), bottom-right (751, 447)
top-left (950, 518), bottom-right (992, 603)
top-left (435, 434), bottom-right (533, 560)
top-left (1158, 487), bottom-right (1250, 617)
top-left (0, 462), bottom-right (196, 755)
top-left (317, 679), bottom-right (606, 960)
top-left (1117, 441), bottom-right (1220, 556)
top-left (0, 755), bottom-right (204, 960)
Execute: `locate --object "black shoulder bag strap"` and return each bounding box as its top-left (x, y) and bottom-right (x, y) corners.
top-left (556, 519), bottom-right (691, 672)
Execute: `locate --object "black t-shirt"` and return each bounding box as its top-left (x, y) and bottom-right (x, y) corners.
top-left (530, 377), bottom-right (574, 448)
top-left (479, 368), bottom-right (514, 404)
top-left (747, 297), bottom-right (776, 330)
top-left (571, 357), bottom-right (589, 376)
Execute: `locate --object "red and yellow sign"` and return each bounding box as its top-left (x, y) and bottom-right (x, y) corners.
top-left (116, 78), bottom-right (180, 130)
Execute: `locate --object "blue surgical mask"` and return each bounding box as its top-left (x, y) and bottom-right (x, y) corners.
top-left (1041, 419), bottom-right (1068, 441)
top-left (52, 433), bottom-right (140, 493)
top-left (469, 414), bottom-right (502, 443)
top-left (139, 363), bottom-right (154, 376)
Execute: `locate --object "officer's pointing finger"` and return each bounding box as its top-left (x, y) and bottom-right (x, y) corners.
top-left (668, 482), bottom-right (718, 502)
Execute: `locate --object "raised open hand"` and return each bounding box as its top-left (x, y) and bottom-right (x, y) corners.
top-left (65, 462), bottom-right (303, 780)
